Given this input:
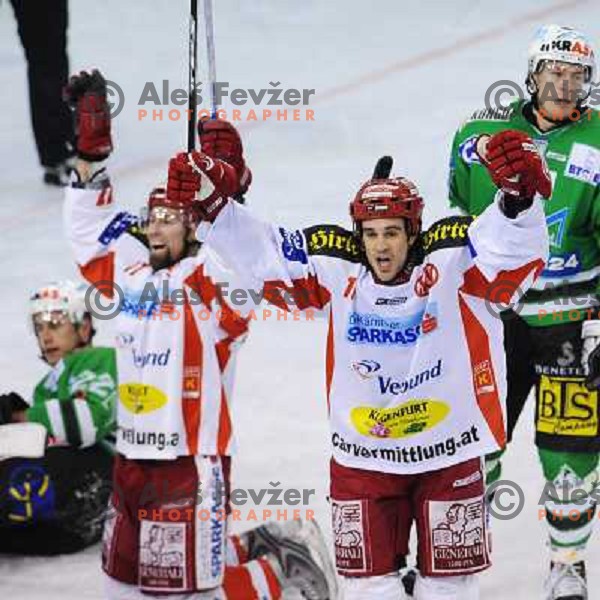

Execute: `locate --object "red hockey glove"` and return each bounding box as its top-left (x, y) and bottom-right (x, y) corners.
top-left (476, 130), bottom-right (552, 200)
top-left (198, 118), bottom-right (252, 196)
top-left (166, 151), bottom-right (239, 221)
top-left (64, 69), bottom-right (113, 161)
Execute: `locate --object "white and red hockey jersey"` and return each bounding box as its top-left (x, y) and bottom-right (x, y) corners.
top-left (64, 183), bottom-right (251, 460)
top-left (205, 197), bottom-right (549, 474)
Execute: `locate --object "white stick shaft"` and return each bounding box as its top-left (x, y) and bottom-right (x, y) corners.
top-left (188, 0), bottom-right (199, 152)
top-left (202, 0), bottom-right (217, 117)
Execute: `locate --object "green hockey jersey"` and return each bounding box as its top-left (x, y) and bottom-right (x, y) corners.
top-left (27, 346), bottom-right (117, 447)
top-left (449, 100), bottom-right (600, 326)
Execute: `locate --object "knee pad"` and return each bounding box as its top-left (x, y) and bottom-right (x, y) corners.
top-left (538, 449), bottom-right (599, 501)
top-left (538, 449), bottom-right (599, 520)
top-left (340, 573), bottom-right (404, 600)
top-left (414, 574), bottom-right (478, 600)
top-left (538, 449), bottom-right (599, 553)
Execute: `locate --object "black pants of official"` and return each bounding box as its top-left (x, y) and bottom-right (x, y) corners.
top-left (0, 445), bottom-right (113, 555)
top-left (10, 0), bottom-right (74, 167)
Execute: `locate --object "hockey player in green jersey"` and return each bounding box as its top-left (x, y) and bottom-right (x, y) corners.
top-left (449, 24), bottom-right (599, 600)
top-left (0, 280), bottom-right (116, 554)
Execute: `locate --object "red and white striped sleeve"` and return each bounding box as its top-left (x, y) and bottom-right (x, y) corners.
top-left (203, 202), bottom-right (332, 313)
top-left (64, 180), bottom-right (147, 295)
top-left (461, 196), bottom-right (549, 302)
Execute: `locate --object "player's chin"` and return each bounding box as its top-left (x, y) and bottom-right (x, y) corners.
top-left (150, 249), bottom-right (172, 271)
top-left (373, 266), bottom-right (396, 283)
top-left (44, 349), bottom-right (61, 366)
top-left (542, 100), bottom-right (578, 120)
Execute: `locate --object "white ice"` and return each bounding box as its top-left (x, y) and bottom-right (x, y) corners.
top-left (1, 1), bottom-right (599, 598)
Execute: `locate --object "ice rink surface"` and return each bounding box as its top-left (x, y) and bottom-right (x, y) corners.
top-left (1, 0), bottom-right (599, 597)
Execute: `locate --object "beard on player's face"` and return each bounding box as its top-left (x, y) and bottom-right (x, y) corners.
top-left (148, 229), bottom-right (199, 271)
top-left (147, 208), bottom-right (191, 271)
top-left (150, 247), bottom-right (177, 271)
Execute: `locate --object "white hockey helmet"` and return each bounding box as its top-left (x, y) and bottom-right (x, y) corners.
top-left (29, 280), bottom-right (89, 325)
top-left (527, 25), bottom-right (596, 92)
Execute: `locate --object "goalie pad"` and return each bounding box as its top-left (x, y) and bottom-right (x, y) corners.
top-left (0, 423), bottom-right (47, 460)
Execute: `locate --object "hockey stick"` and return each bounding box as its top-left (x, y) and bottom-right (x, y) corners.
top-left (201, 0), bottom-right (218, 118)
top-left (372, 155), bottom-right (393, 179)
top-left (187, 0), bottom-right (199, 152)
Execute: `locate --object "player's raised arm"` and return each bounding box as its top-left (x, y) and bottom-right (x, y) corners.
top-left (62, 70), bottom-right (145, 290)
top-left (166, 125), bottom-right (335, 313)
top-left (460, 130), bottom-right (550, 301)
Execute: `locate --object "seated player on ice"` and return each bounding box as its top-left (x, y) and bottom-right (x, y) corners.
top-left (62, 69), bottom-right (337, 600)
top-left (0, 280), bottom-right (115, 555)
top-left (163, 120), bottom-right (552, 600)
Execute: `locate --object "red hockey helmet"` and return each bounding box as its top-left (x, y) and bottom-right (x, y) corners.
top-left (145, 184), bottom-right (199, 226)
top-left (147, 185), bottom-right (169, 210)
top-left (350, 177), bottom-right (424, 236)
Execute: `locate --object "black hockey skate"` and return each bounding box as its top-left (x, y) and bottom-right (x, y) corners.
top-left (401, 567), bottom-right (417, 596)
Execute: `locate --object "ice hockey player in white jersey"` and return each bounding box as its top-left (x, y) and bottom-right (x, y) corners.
top-left (166, 121), bottom-right (551, 599)
top-left (62, 69), bottom-right (337, 600)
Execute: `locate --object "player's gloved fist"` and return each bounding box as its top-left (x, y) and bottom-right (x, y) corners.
top-left (198, 118), bottom-right (252, 197)
top-left (476, 130), bottom-right (552, 200)
top-left (582, 320), bottom-right (600, 390)
top-left (0, 392), bottom-right (29, 425)
top-left (63, 69), bottom-right (113, 161)
top-left (166, 151), bottom-right (238, 221)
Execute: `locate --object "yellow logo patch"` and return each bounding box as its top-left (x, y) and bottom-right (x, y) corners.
top-left (351, 399), bottom-right (450, 439)
top-left (537, 376), bottom-right (598, 437)
top-left (119, 383), bottom-right (168, 415)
